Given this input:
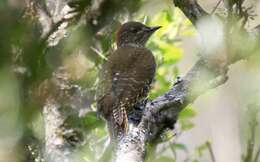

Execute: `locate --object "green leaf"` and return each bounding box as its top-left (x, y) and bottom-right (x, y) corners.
top-left (196, 143), bottom-right (208, 157)
top-left (154, 40), bottom-right (183, 64)
top-left (180, 121), bottom-right (195, 130)
top-left (171, 143), bottom-right (188, 152)
top-left (179, 106), bottom-right (196, 119)
top-left (155, 156), bottom-right (175, 162)
top-left (178, 106), bottom-right (196, 130)
top-left (172, 66), bottom-right (179, 78)
top-left (82, 112), bottom-right (105, 130)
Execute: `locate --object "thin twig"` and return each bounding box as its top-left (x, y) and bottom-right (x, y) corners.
top-left (244, 105), bottom-right (259, 162)
top-left (40, 17), bottom-right (66, 44)
top-left (206, 141), bottom-right (216, 162)
top-left (90, 46), bottom-right (108, 61)
top-left (211, 0), bottom-right (223, 15)
top-left (254, 147), bottom-right (260, 162)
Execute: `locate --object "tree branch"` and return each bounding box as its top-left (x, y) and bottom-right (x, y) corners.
top-left (42, 68), bottom-right (88, 162)
top-left (116, 128), bottom-right (146, 162)
top-left (31, 0), bottom-right (86, 47)
top-left (173, 0), bottom-right (209, 28)
top-left (43, 99), bottom-right (71, 162)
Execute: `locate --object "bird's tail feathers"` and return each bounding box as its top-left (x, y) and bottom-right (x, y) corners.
top-left (112, 104), bottom-right (128, 137)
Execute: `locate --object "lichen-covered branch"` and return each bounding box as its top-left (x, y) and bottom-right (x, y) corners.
top-left (42, 68), bottom-right (86, 162)
top-left (43, 99), bottom-right (71, 162)
top-left (116, 128), bottom-right (146, 162)
top-left (30, 0), bottom-right (86, 46)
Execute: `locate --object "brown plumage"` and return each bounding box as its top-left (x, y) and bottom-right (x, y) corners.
top-left (96, 21), bottom-right (160, 139)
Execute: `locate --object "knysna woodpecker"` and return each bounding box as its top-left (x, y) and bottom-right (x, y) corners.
top-left (96, 21), bottom-right (161, 139)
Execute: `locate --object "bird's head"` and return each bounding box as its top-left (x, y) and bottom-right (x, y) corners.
top-left (116, 21), bottom-right (161, 48)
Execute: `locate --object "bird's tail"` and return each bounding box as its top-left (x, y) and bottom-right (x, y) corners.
top-left (109, 104), bottom-right (128, 139)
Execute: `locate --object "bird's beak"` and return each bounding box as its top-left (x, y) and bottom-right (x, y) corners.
top-left (149, 26), bottom-right (162, 32)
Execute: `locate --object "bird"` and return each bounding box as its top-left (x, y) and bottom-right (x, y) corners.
top-left (96, 21), bottom-right (161, 140)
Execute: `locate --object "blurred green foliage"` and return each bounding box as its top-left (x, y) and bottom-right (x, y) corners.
top-left (0, 0), bottom-right (198, 161)
top-left (145, 9), bottom-right (195, 99)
